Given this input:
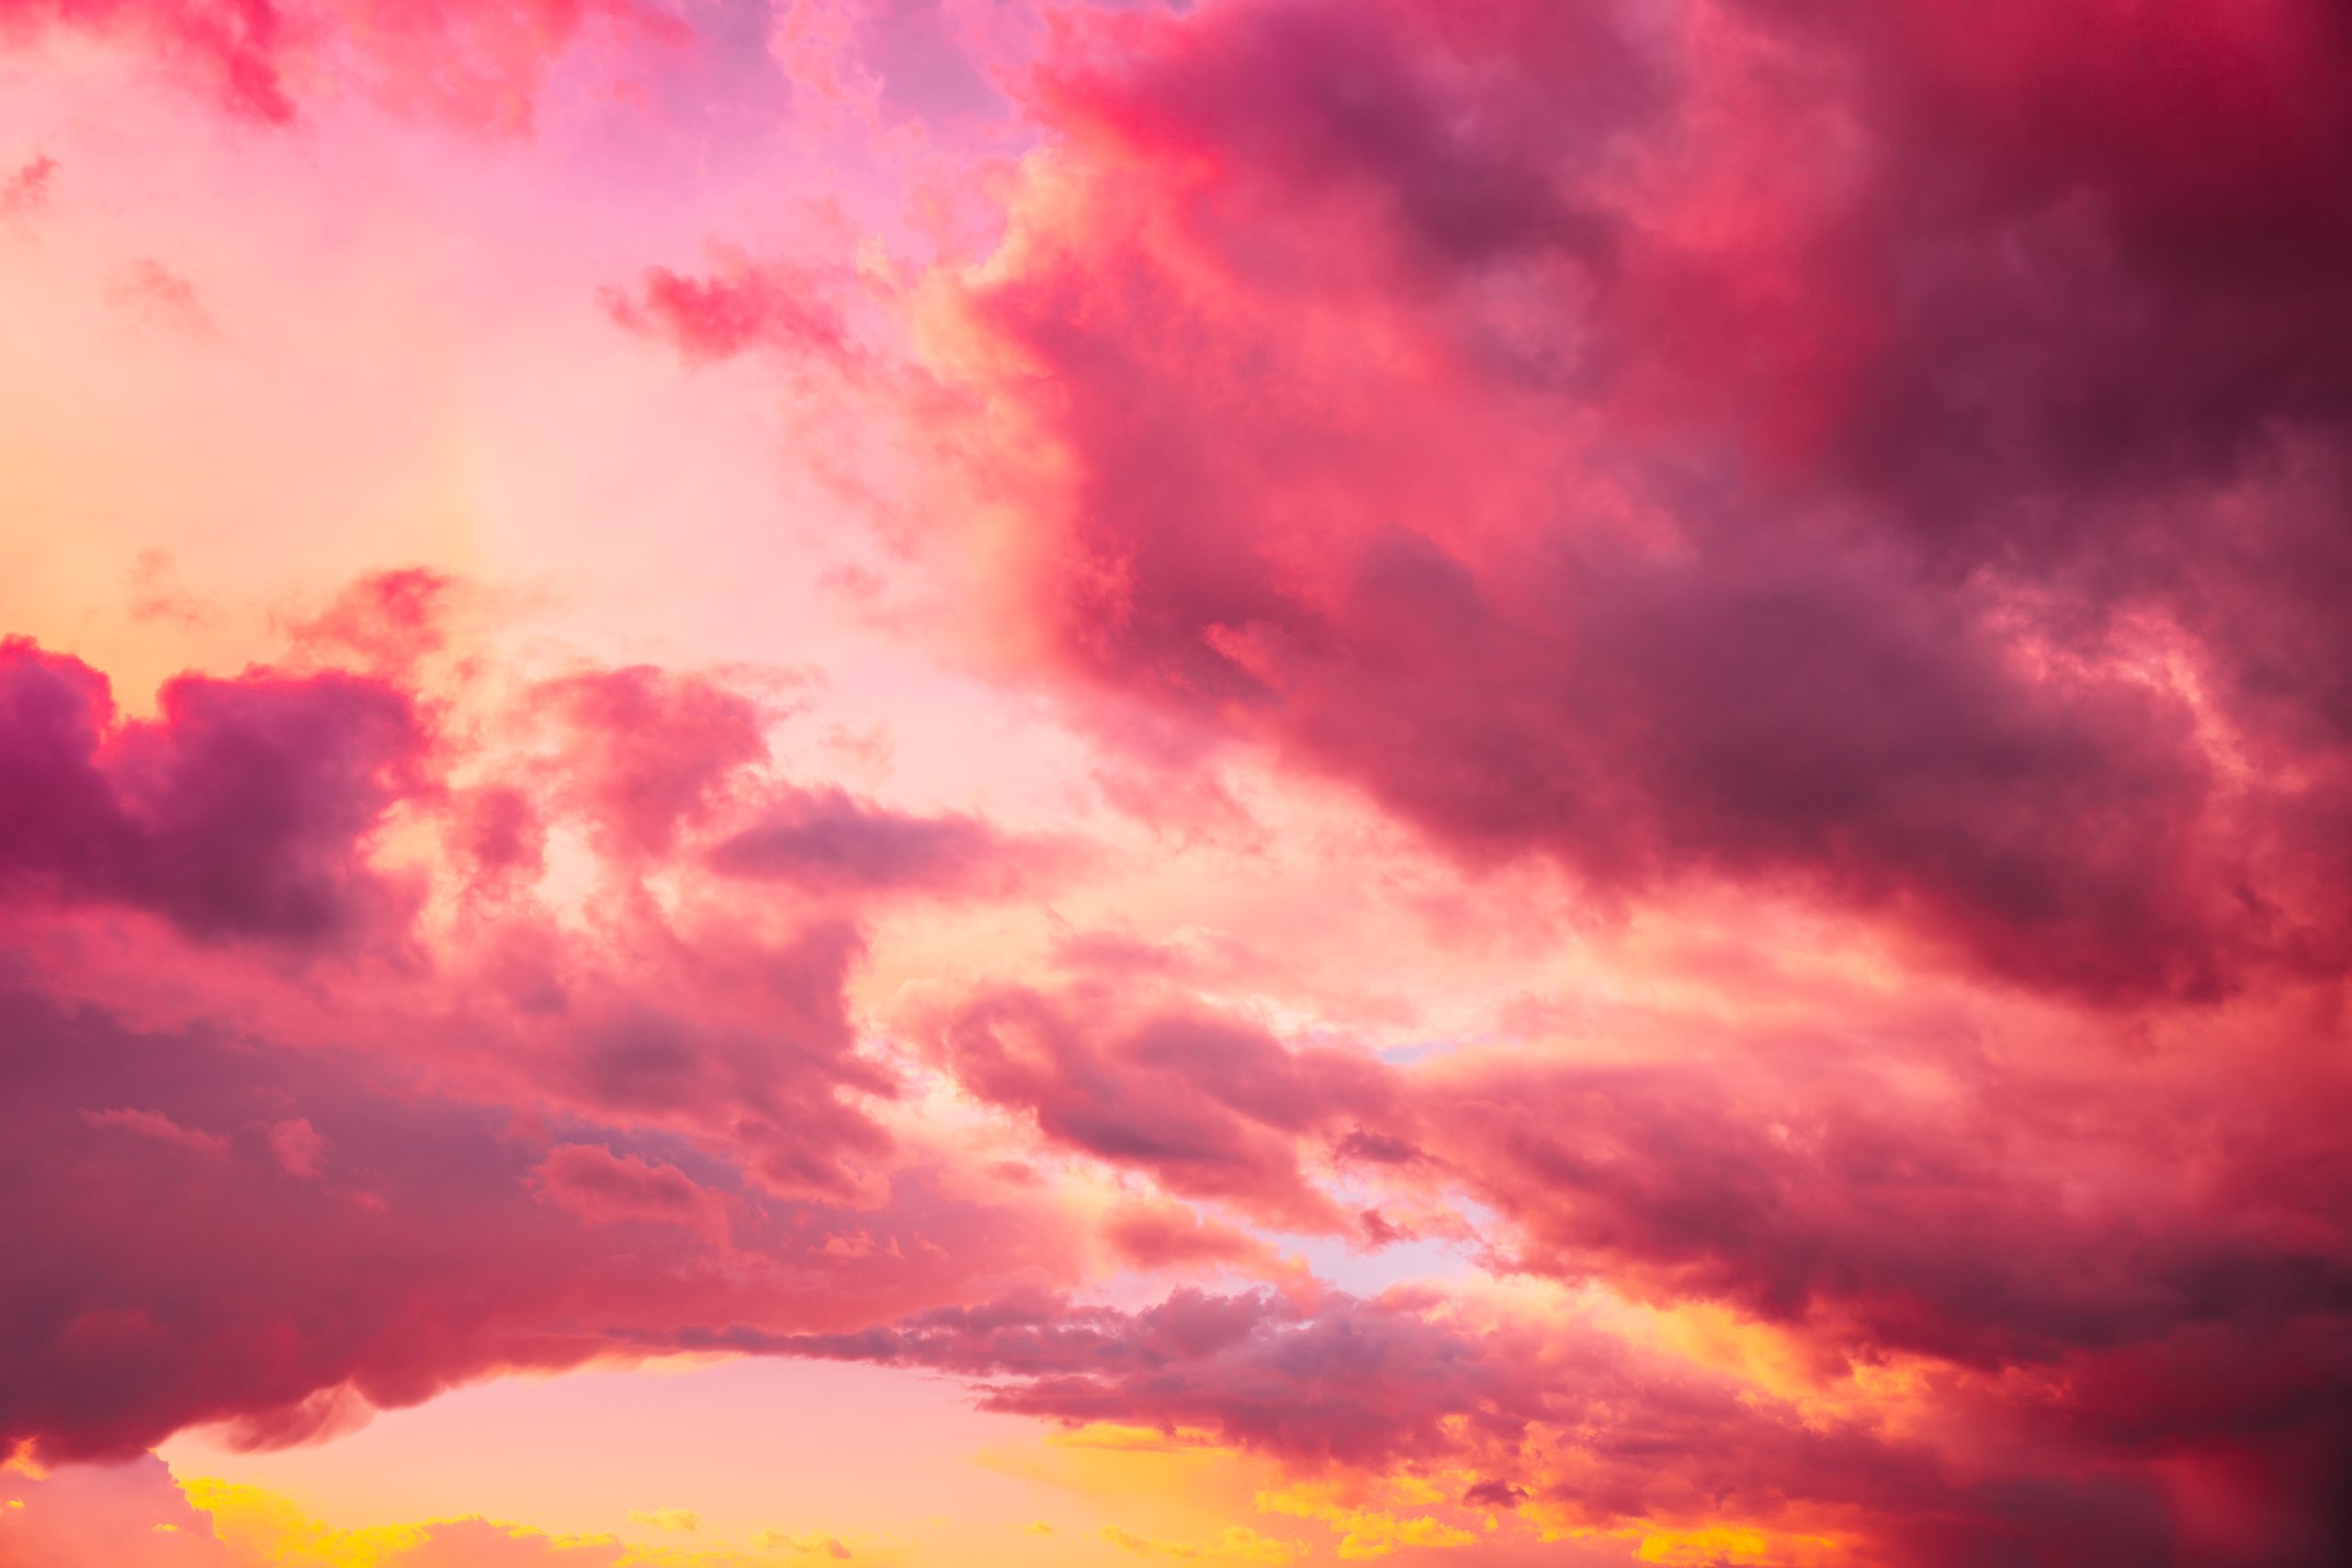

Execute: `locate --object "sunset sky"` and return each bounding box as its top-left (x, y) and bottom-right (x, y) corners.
top-left (5, 3), bottom-right (2352, 1565)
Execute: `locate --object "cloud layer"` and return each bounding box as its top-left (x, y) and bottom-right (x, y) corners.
top-left (7, 1), bottom-right (2352, 1564)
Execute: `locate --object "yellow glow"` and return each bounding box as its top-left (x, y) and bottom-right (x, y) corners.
top-left (1098, 1524), bottom-right (1306, 1562)
top-left (1046, 1426), bottom-right (1235, 1456)
top-left (629, 1510), bottom-right (704, 1534)
top-left (1255, 1483), bottom-right (1478, 1560)
top-left (1634, 1524), bottom-right (1851, 1566)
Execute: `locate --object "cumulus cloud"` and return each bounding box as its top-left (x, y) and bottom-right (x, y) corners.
top-left (14, 1), bottom-right (2352, 1562)
top-left (909, 0), bottom-right (2352, 1008)
top-left (0, 637), bottom-right (424, 950)
top-left (0, 601), bottom-right (1083, 1466)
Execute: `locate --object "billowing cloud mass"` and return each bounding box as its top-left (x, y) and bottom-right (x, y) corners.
top-left (0, 625), bottom-right (1086, 1468)
top-left (0, 638), bottom-right (424, 946)
top-left (6, 1), bottom-right (2352, 1566)
top-left (917, 0), bottom-right (2352, 1008)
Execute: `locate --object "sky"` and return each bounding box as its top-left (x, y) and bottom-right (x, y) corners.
top-left (3, 1), bottom-right (2351, 1565)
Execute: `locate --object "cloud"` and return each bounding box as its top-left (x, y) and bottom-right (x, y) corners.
top-left (628, 1508), bottom-right (701, 1533)
top-left (11, 0), bottom-right (2352, 1555)
top-left (0, 965), bottom-right (1088, 1466)
top-left (0, 637), bottom-right (425, 951)
top-left (536, 1143), bottom-right (730, 1240)
top-left (107, 258), bottom-right (225, 339)
top-left (0, 153), bottom-right (56, 218)
top-left (0, 604), bottom-right (1088, 1467)
top-left (862, 970), bottom-right (2352, 1559)
top-left (267, 1119), bottom-right (328, 1179)
top-left (284, 570), bottom-right (456, 682)
top-left (82, 1106), bottom-right (232, 1160)
top-left (1102, 1524), bottom-right (1305, 1562)
top-left (740, 1285), bottom-right (1523, 1470)
top-left (903, 0), bottom-right (2352, 1007)
top-left (1100, 1200), bottom-right (1288, 1279)
top-left (0, 986), bottom-right (710, 1461)
top-left (534, 663), bottom-right (772, 861)
top-left (0, 1453), bottom-right (236, 1566)
top-left (0, 0), bottom-right (684, 130)
top-left (708, 785), bottom-right (1056, 898)
top-left (605, 258), bottom-right (855, 369)
top-left (933, 987), bottom-right (1391, 1230)
top-left (718, 1274), bottom-right (2213, 1562)
top-left (750, 1531), bottom-right (852, 1561)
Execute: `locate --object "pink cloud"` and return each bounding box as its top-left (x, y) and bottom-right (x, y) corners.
top-left (284, 570), bottom-right (455, 682)
top-left (895, 973), bottom-right (2351, 1556)
top-left (934, 987), bottom-right (1392, 1231)
top-left (709, 784), bottom-right (1068, 897)
top-left (719, 1280), bottom-right (2200, 1562)
top-left (83, 1106), bottom-right (232, 1159)
top-left (537, 663), bottom-right (770, 860)
top-left (0, 637), bottom-right (424, 950)
top-left (900, 0), bottom-right (2352, 1008)
top-left (534, 1141), bottom-right (729, 1240)
top-left (0, 0), bottom-right (684, 130)
top-left (11, 1), bottom-right (2352, 1561)
top-left (1101, 1200), bottom-right (1286, 1278)
top-left (0, 1454), bottom-right (236, 1566)
top-left (0, 605), bottom-right (1090, 1467)
top-left (605, 258), bottom-right (856, 368)
top-left (0, 973), bottom-right (1079, 1466)
top-left (266, 1118), bottom-right (326, 1178)
top-left (0, 152), bottom-right (55, 217)
top-left (107, 258), bottom-right (223, 338)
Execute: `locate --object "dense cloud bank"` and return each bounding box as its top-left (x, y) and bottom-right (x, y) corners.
top-left (8, 0), bottom-right (2352, 1563)
top-left (916, 0), bottom-right (2352, 1007)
